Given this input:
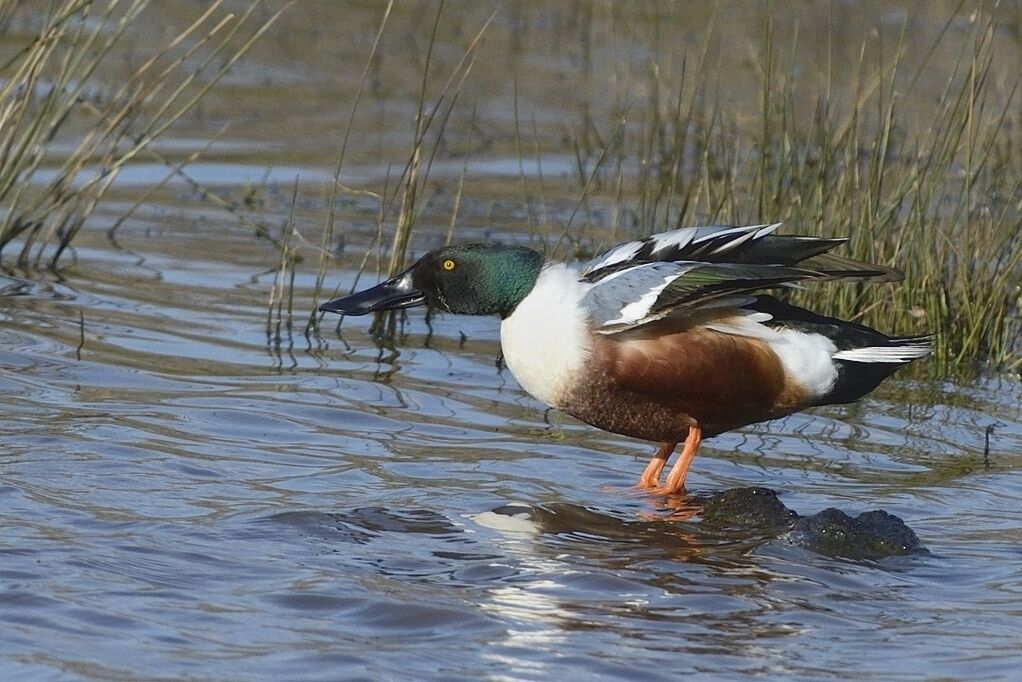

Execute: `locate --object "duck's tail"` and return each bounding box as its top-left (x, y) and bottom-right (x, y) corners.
top-left (831, 335), bottom-right (933, 364)
top-left (823, 334), bottom-right (932, 405)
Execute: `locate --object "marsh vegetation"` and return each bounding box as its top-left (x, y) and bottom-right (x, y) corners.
top-left (1, 2), bottom-right (1020, 679)
top-left (274, 1), bottom-right (1021, 374)
top-left (4, 1), bottom-right (1019, 371)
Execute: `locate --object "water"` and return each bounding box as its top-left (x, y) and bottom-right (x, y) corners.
top-left (2, 2), bottom-right (1022, 679)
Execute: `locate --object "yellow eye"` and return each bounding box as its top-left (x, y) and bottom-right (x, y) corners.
top-left (442, 259), bottom-right (456, 271)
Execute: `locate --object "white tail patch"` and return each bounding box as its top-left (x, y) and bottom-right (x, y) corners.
top-left (832, 342), bottom-right (932, 364)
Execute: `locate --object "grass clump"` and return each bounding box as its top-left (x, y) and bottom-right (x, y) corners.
top-left (267, 1), bottom-right (493, 347)
top-left (564, 6), bottom-right (1021, 374)
top-left (0, 0), bottom-right (284, 268)
top-left (269, 3), bottom-right (1017, 375)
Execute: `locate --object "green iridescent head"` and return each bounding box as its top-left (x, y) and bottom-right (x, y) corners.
top-left (320, 244), bottom-right (544, 319)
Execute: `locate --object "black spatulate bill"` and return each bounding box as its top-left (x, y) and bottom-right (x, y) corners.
top-left (319, 270), bottom-right (426, 316)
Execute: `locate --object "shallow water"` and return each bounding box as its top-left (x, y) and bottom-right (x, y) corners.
top-left (3, 2), bottom-right (1022, 680)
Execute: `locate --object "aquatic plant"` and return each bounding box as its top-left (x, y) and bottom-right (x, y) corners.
top-left (277, 3), bottom-right (1018, 375)
top-left (0, 0), bottom-right (283, 268)
top-left (295, 1), bottom-right (493, 341)
top-left (562, 5), bottom-right (1021, 374)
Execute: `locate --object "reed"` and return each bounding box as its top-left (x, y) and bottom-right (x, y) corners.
top-left (0, 0), bottom-right (283, 268)
top-left (365, 2), bottom-right (495, 337)
top-left (285, 3), bottom-right (1018, 374)
top-left (304, 1), bottom-right (395, 340)
top-left (266, 180), bottom-right (300, 362)
top-left (281, 1), bottom-right (495, 342)
top-left (260, 1), bottom-right (495, 350)
top-left (566, 5), bottom-right (1020, 374)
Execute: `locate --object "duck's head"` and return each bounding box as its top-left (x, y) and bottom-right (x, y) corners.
top-left (319, 244), bottom-right (544, 319)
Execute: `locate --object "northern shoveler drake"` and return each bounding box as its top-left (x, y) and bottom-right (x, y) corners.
top-left (320, 224), bottom-right (931, 494)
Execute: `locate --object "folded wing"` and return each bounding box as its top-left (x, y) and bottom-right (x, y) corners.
top-left (580, 224), bottom-right (902, 334)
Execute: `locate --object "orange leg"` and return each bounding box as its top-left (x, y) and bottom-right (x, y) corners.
top-left (661, 426), bottom-right (703, 494)
top-left (638, 442), bottom-right (676, 489)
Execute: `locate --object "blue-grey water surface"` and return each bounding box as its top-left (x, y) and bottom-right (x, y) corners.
top-left (2, 2), bottom-right (1021, 679)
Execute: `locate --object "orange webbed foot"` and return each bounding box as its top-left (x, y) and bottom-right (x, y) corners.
top-left (637, 442), bottom-right (676, 489)
top-left (633, 427), bottom-right (703, 494)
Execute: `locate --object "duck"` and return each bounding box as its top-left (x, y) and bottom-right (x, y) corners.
top-left (319, 224), bottom-right (931, 494)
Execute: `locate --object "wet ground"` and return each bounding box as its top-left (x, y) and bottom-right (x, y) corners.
top-left (2, 2), bottom-right (1021, 679)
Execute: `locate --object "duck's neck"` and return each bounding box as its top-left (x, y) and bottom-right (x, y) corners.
top-left (489, 249), bottom-right (544, 319)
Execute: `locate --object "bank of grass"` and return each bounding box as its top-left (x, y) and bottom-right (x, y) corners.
top-left (0, 0), bottom-right (282, 268)
top-left (565, 8), bottom-right (1021, 375)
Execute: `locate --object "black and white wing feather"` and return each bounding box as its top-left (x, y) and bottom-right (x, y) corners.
top-left (581, 260), bottom-right (827, 333)
top-left (583, 224), bottom-right (782, 280)
top-left (578, 224), bottom-right (904, 334)
top-left (582, 223), bottom-right (901, 283)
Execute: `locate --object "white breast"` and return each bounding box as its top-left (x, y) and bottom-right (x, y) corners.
top-left (499, 264), bottom-right (592, 407)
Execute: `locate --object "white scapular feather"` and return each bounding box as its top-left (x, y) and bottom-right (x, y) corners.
top-left (600, 273), bottom-right (680, 327)
top-left (588, 263), bottom-right (644, 285)
top-left (586, 242), bottom-right (641, 272)
top-left (649, 228), bottom-right (696, 254)
top-left (707, 223), bottom-right (781, 254)
top-left (583, 223), bottom-right (782, 275)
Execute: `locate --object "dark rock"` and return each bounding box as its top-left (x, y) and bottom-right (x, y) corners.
top-left (788, 508), bottom-right (927, 560)
top-left (700, 487), bottom-right (799, 533)
top-left (482, 488), bottom-right (927, 563)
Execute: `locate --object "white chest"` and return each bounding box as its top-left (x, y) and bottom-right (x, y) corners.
top-left (499, 264), bottom-right (591, 408)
